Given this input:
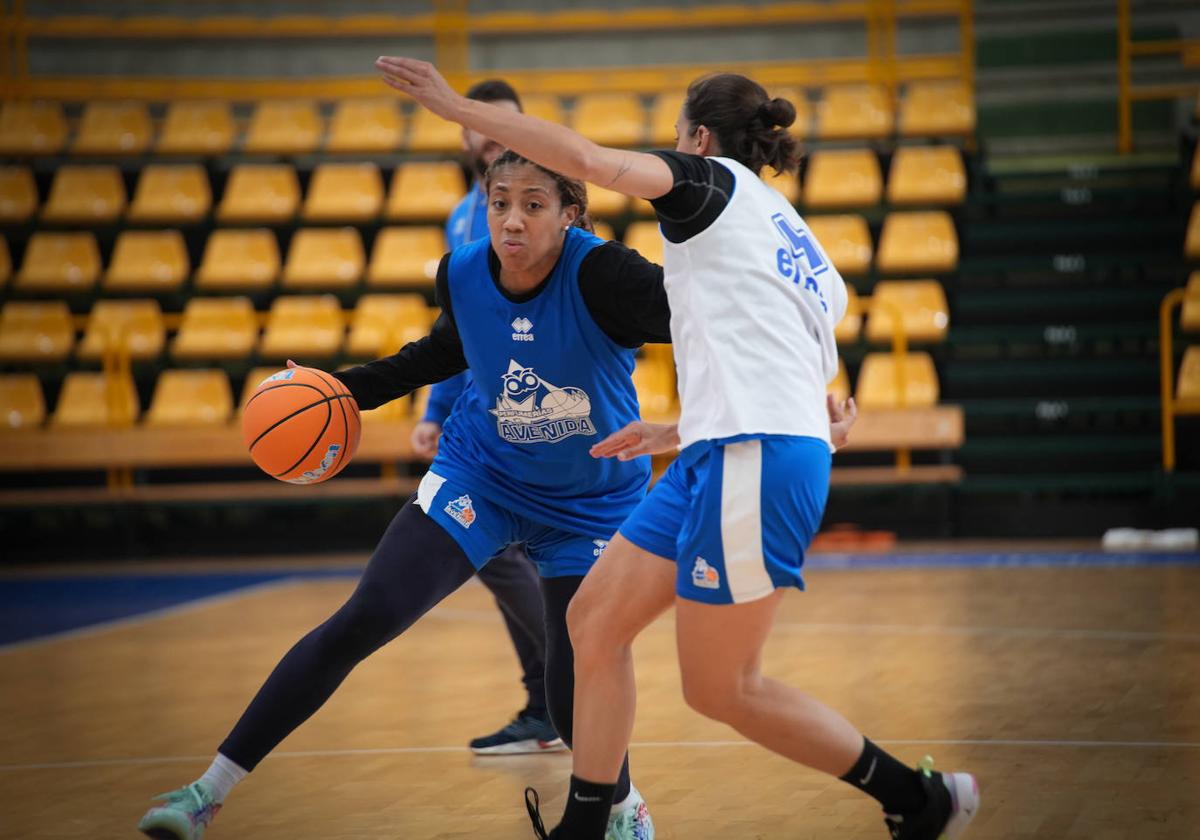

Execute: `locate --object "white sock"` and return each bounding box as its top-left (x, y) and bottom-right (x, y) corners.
top-left (198, 753), bottom-right (248, 803)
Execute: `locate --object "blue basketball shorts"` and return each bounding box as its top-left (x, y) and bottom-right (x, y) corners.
top-left (619, 434), bottom-right (831, 605)
top-left (416, 471), bottom-right (611, 578)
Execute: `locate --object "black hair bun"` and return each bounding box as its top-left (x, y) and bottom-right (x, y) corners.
top-left (760, 97), bottom-right (797, 129)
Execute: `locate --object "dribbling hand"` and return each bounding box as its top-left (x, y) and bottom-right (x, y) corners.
top-left (411, 420), bottom-right (442, 461)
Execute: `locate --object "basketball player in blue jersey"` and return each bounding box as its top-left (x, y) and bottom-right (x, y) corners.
top-left (137, 151), bottom-right (668, 840)
top-left (416, 78), bottom-right (564, 758)
top-left (377, 57), bottom-right (980, 840)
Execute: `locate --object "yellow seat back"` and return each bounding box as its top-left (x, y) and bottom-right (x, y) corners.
top-left (866, 280), bottom-right (950, 344)
top-left (899, 81), bottom-right (975, 138)
top-left (0, 101), bottom-right (67, 155)
top-left (327, 99), bottom-right (404, 153)
top-left (157, 101), bottom-right (235, 156)
top-left (41, 165), bottom-right (127, 224)
top-left (217, 164), bottom-right (300, 224)
top-left (856, 351), bottom-right (939, 409)
top-left (171, 296), bottom-right (258, 361)
top-left (281, 228), bottom-right (365, 290)
top-left (146, 369), bottom-right (234, 426)
top-left (407, 106), bottom-right (462, 153)
top-left (876, 211), bottom-right (958, 275)
top-left (259, 294), bottom-right (345, 359)
top-left (52, 370), bottom-right (140, 427)
top-left (366, 226), bottom-right (446, 289)
top-left (0, 166), bottom-right (38, 224)
top-left (623, 221), bottom-right (664, 265)
top-left (803, 149), bottom-right (882, 209)
top-left (194, 229), bottom-right (280, 292)
top-left (15, 232), bottom-right (101, 293)
top-left (302, 162), bottom-right (384, 223)
top-left (386, 162), bottom-right (466, 222)
top-left (816, 85), bottom-right (893, 140)
top-left (128, 164), bottom-right (212, 224)
top-left (0, 301), bottom-right (75, 363)
top-left (103, 230), bottom-right (190, 293)
top-left (0, 374), bottom-right (46, 429)
top-left (243, 100), bottom-right (322, 155)
top-left (71, 101), bottom-right (152, 155)
top-left (78, 299), bottom-right (166, 361)
top-left (574, 93), bottom-right (645, 147)
top-left (887, 146), bottom-right (966, 206)
top-left (805, 214), bottom-right (872, 277)
top-left (586, 183), bottom-right (628, 219)
top-left (347, 293), bottom-right (434, 358)
top-left (834, 285), bottom-right (862, 345)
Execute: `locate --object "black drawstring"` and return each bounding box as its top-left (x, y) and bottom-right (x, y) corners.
top-left (525, 787), bottom-right (549, 839)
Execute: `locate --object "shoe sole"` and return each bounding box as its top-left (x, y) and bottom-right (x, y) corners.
top-left (470, 737), bottom-right (567, 756)
top-left (941, 772), bottom-right (980, 839)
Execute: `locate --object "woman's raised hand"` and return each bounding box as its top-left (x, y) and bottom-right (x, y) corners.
top-left (375, 56), bottom-right (462, 120)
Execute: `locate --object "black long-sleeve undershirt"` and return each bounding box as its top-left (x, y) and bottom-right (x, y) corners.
top-left (332, 240), bottom-right (670, 411)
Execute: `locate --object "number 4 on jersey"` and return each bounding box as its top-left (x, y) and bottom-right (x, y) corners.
top-left (771, 212), bottom-right (829, 313)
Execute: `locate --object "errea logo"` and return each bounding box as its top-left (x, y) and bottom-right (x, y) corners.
top-left (511, 317), bottom-right (535, 342)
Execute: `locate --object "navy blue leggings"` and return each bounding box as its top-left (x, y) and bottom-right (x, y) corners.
top-left (218, 495), bottom-right (631, 801)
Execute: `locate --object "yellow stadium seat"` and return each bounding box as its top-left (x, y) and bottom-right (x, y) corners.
top-left (586, 183), bottom-right (628, 219)
top-left (827, 359), bottom-right (850, 404)
top-left (302, 163), bottom-right (383, 223)
top-left (1182, 271), bottom-right (1200, 332)
top-left (648, 90), bottom-right (688, 146)
top-left (876, 211), bottom-right (958, 275)
top-left (0, 101), bottom-right (67, 156)
top-left (71, 101), bottom-right (152, 155)
top-left (0, 301), bottom-right (75, 363)
top-left (14, 232), bottom-right (101, 293)
top-left (803, 149), bottom-right (882, 209)
top-left (366, 226), bottom-right (446, 289)
top-left (242, 100), bottom-right (321, 155)
top-left (1192, 145), bottom-right (1200, 191)
top-left (899, 81), bottom-right (975, 138)
top-left (52, 370), bottom-right (140, 428)
top-left (764, 167), bottom-right (800, 204)
top-left (103, 230), bottom-right (189, 294)
top-left (386, 162), bottom-right (465, 222)
top-left (157, 101), bottom-right (235, 156)
top-left (259, 295), bottom-right (344, 359)
top-left (0, 166), bottom-right (38, 224)
top-left (624, 221), bottom-right (664, 264)
top-left (171, 296), bottom-right (258, 361)
top-left (866, 280), bottom-right (950, 344)
top-left (127, 164), bottom-right (212, 225)
top-left (216, 164), bottom-right (300, 224)
top-left (146, 369), bottom-right (234, 426)
top-left (816, 85), bottom-right (893, 141)
top-left (326, 99), bottom-right (404, 153)
top-left (573, 93), bottom-right (645, 147)
top-left (591, 221), bottom-right (616, 241)
top-left (856, 351), bottom-right (939, 409)
top-left (0, 236), bottom-right (9, 286)
top-left (194, 229), bottom-right (280, 292)
top-left (835, 284), bottom-right (862, 344)
top-left (523, 95), bottom-right (565, 125)
top-left (1187, 202), bottom-right (1200, 261)
top-left (41, 165), bottom-right (127, 224)
top-left (347, 293), bottom-right (434, 358)
top-left (632, 357), bottom-right (676, 420)
top-left (0, 374), bottom-right (46, 429)
top-left (805, 214), bottom-right (872, 277)
top-left (407, 106), bottom-right (462, 153)
top-left (281, 227), bottom-right (365, 290)
top-left (1176, 345), bottom-right (1200, 412)
top-left (769, 87), bottom-right (812, 141)
top-left (887, 146), bottom-right (966, 206)
top-left (77, 299), bottom-right (165, 362)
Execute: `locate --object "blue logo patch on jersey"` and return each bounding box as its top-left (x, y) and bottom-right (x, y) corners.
top-left (491, 359), bottom-right (597, 444)
top-left (770, 212), bottom-right (829, 313)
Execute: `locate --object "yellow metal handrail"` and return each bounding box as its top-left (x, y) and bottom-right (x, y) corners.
top-left (1117, 0), bottom-right (1200, 154)
top-left (1159, 287), bottom-right (1187, 472)
top-left (3, 0), bottom-right (972, 101)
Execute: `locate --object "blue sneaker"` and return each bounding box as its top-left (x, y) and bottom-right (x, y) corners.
top-left (469, 710), bottom-right (566, 755)
top-left (607, 785), bottom-right (654, 840)
top-left (137, 781), bottom-right (221, 840)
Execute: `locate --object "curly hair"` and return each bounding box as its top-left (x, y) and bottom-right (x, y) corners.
top-left (483, 150), bottom-right (594, 233)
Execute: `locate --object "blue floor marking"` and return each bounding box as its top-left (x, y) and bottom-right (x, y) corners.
top-left (1, 552), bottom-right (1196, 646)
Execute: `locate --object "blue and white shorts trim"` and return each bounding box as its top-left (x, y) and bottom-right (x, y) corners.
top-left (416, 471), bottom-right (609, 578)
top-left (618, 434), bottom-right (831, 605)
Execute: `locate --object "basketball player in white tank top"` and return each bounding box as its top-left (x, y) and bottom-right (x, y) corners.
top-left (380, 57), bottom-right (978, 840)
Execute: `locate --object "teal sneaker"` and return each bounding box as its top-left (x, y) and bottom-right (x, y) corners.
top-left (137, 781), bottom-right (221, 840)
top-left (606, 785), bottom-right (654, 840)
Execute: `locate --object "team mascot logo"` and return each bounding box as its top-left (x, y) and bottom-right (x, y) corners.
top-left (491, 360), bottom-right (596, 444)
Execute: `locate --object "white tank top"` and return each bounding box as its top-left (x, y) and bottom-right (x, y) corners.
top-left (661, 156), bottom-right (847, 449)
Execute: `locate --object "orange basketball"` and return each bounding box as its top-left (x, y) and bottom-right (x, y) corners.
top-left (242, 366), bottom-right (361, 484)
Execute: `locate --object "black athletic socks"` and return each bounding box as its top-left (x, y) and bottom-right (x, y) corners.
top-left (840, 738), bottom-right (928, 815)
top-left (555, 775), bottom-right (616, 840)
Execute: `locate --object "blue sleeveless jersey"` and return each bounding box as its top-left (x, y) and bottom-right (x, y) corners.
top-left (431, 227), bottom-right (650, 537)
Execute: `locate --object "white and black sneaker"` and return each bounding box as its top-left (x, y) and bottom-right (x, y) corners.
top-left (884, 756), bottom-right (979, 840)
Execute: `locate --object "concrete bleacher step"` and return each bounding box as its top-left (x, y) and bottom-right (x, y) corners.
top-left (943, 357), bottom-right (1161, 399)
top-left (944, 322), bottom-right (1161, 360)
top-left (957, 396), bottom-right (1163, 437)
top-left (950, 286), bottom-right (1174, 324)
top-left (956, 433), bottom-right (1164, 474)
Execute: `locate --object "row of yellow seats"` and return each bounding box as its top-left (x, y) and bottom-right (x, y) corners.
top-left (0, 162), bottom-right (469, 227)
top-left (1, 209), bottom-right (955, 299)
top-left (0, 277), bottom-right (948, 369)
top-left (2, 227), bottom-right (445, 295)
top-left (624, 210), bottom-right (959, 277)
top-left (0, 366), bottom-right (433, 430)
top-left (0, 83), bottom-right (973, 158)
top-left (0, 294), bottom-right (437, 364)
top-left (826, 352), bottom-right (942, 410)
top-left (0, 146), bottom-right (964, 228)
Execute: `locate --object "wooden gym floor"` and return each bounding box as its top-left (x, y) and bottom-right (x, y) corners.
top-left (1, 553), bottom-right (1198, 839)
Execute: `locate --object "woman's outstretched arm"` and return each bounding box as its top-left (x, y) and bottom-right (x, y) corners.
top-left (376, 56), bottom-right (676, 200)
